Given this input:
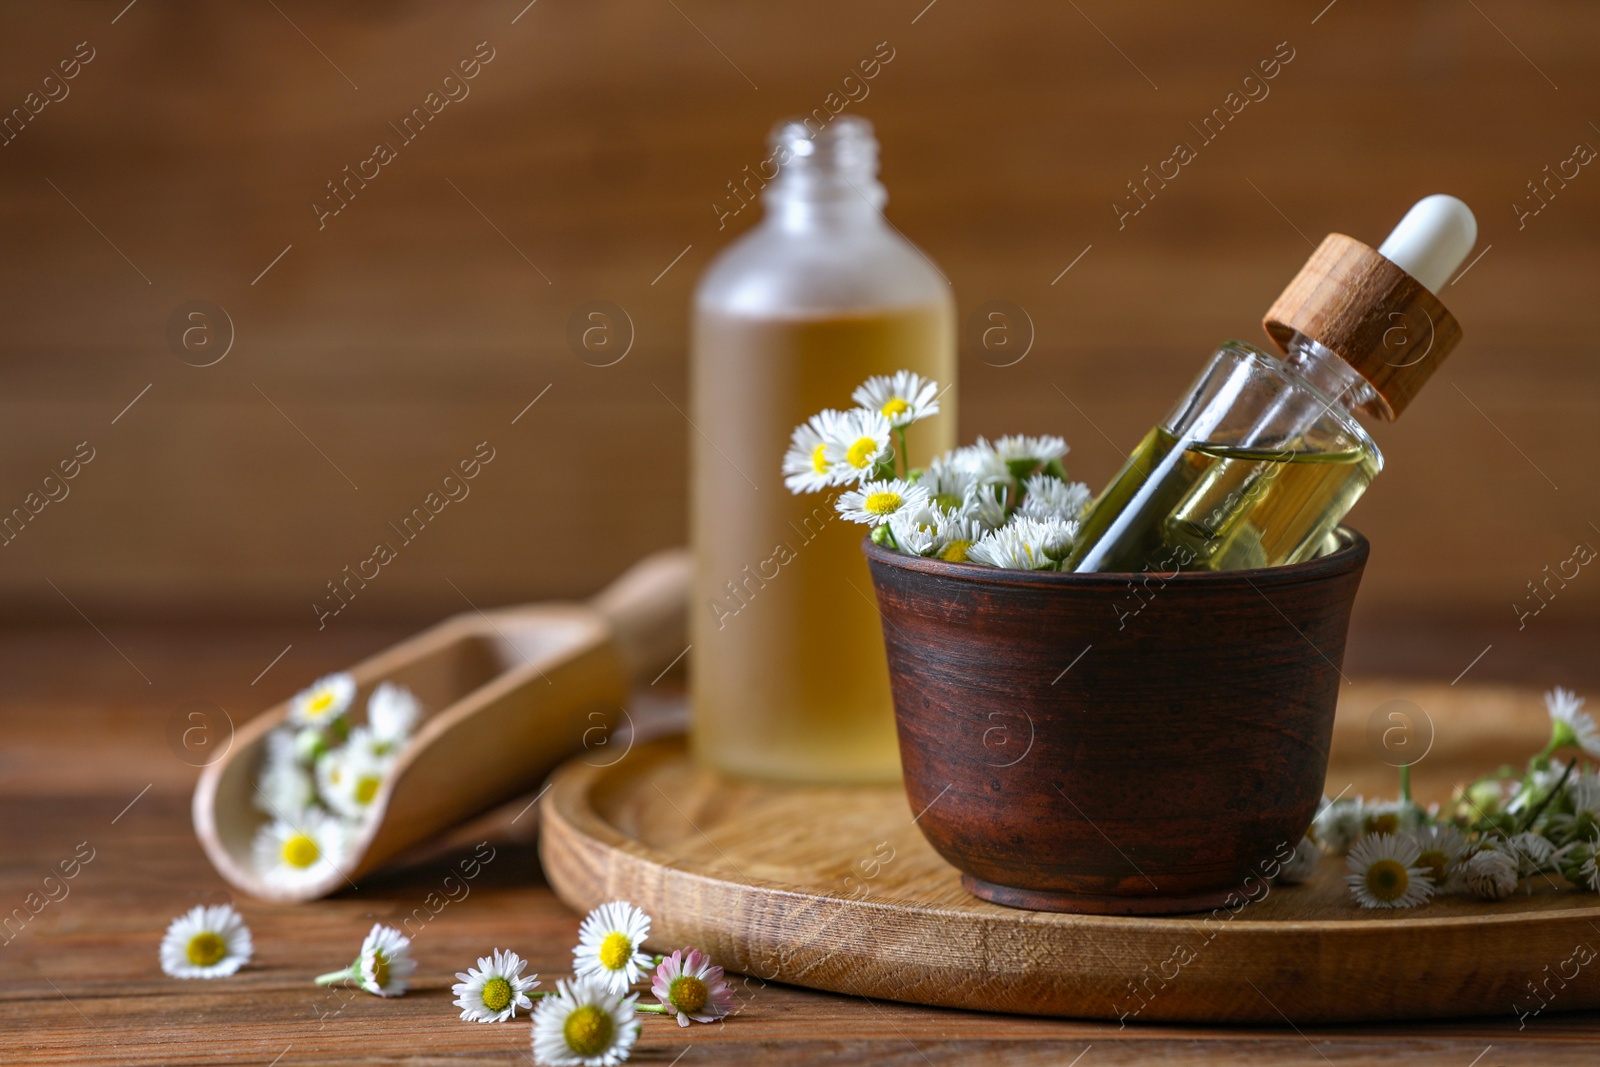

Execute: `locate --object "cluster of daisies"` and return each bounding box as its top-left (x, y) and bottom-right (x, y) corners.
top-left (1300, 688), bottom-right (1600, 909)
top-left (160, 898), bottom-right (732, 1065)
top-left (783, 371), bottom-right (1091, 569)
top-left (251, 672), bottom-right (420, 887)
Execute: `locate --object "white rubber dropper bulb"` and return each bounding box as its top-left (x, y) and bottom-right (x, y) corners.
top-left (1375, 194), bottom-right (1477, 294)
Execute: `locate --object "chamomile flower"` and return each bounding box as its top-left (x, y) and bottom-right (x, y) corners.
top-left (1345, 832), bottom-right (1433, 909)
top-left (1275, 835), bottom-right (1321, 885)
top-left (1545, 687), bottom-right (1600, 758)
top-left (931, 510), bottom-right (987, 564)
top-left (651, 948), bottom-right (734, 1027)
top-left (1019, 473), bottom-right (1091, 523)
top-left (967, 523), bottom-right (1053, 571)
top-left (836, 479), bottom-right (929, 527)
top-left (367, 682), bottom-right (420, 752)
top-left (1550, 770), bottom-right (1600, 841)
top-left (574, 901), bottom-right (653, 995)
top-left (950, 439), bottom-right (1012, 487)
top-left (254, 730), bottom-right (315, 817)
top-left (1581, 847), bottom-right (1600, 892)
top-left (159, 904), bottom-right (253, 979)
top-left (1013, 515), bottom-right (1078, 562)
top-left (1313, 796), bottom-right (1366, 855)
top-left (959, 483), bottom-right (1010, 531)
top-left (315, 923), bottom-right (416, 997)
top-left (994, 433), bottom-right (1068, 477)
top-left (1505, 831), bottom-right (1556, 880)
top-left (1412, 824), bottom-right (1467, 889)
top-left (1462, 847), bottom-right (1519, 901)
top-left (824, 408), bottom-right (893, 483)
top-left (531, 977), bottom-right (639, 1067)
top-left (289, 672), bottom-right (356, 729)
top-left (782, 411), bottom-right (846, 494)
top-left (1360, 798), bottom-right (1424, 837)
top-left (316, 746), bottom-right (389, 821)
top-left (852, 371), bottom-right (940, 429)
top-left (252, 808), bottom-right (349, 888)
top-left (453, 948), bottom-right (539, 1022)
top-left (888, 503), bottom-right (942, 556)
top-left (919, 454), bottom-right (978, 511)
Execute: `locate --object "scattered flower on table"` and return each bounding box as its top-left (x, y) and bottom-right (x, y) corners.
top-left (1275, 835), bottom-right (1320, 886)
top-left (251, 808), bottom-right (349, 889)
top-left (649, 948), bottom-right (734, 1027)
top-left (315, 923), bottom-right (416, 997)
top-left (782, 372), bottom-right (1093, 571)
top-left (289, 672), bottom-right (357, 729)
top-left (532, 976), bottom-right (640, 1067)
top-left (453, 948), bottom-right (539, 1023)
top-left (1462, 847), bottom-right (1519, 901)
top-left (1346, 833), bottom-right (1433, 909)
top-left (1411, 824), bottom-right (1467, 888)
top-left (574, 901), bottom-right (653, 995)
top-left (159, 904), bottom-right (252, 979)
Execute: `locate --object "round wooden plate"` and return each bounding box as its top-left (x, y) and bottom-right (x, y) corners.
top-left (539, 682), bottom-right (1600, 1023)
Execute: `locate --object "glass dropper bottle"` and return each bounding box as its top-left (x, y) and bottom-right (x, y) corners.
top-left (1069, 195), bottom-right (1477, 573)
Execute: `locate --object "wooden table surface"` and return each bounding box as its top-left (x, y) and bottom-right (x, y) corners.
top-left (3, 625), bottom-right (1599, 1065)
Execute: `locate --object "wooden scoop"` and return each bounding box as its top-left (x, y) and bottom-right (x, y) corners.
top-left (192, 549), bottom-right (690, 903)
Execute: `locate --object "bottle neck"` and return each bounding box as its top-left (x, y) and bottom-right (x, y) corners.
top-left (766, 191), bottom-right (887, 232)
top-left (1282, 332), bottom-right (1381, 417)
top-left (761, 115), bottom-right (887, 234)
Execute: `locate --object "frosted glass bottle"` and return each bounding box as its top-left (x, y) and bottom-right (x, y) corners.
top-left (689, 117), bottom-right (955, 782)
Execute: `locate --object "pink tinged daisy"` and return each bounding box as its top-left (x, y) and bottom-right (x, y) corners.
top-left (851, 371), bottom-right (940, 429)
top-left (649, 948), bottom-right (734, 1027)
top-left (531, 976), bottom-right (639, 1067)
top-left (315, 923), bottom-right (416, 997)
top-left (159, 904), bottom-right (253, 979)
top-left (1345, 832), bottom-right (1433, 909)
top-left (573, 901), bottom-right (653, 995)
top-left (453, 948), bottom-right (539, 1022)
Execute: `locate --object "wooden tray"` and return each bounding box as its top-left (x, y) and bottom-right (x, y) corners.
top-left (540, 682), bottom-right (1600, 1024)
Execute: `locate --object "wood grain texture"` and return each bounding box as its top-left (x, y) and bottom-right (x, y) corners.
top-left (0, 2), bottom-right (1595, 625)
top-left (542, 684), bottom-right (1600, 1025)
top-left (3, 628), bottom-right (1600, 1063)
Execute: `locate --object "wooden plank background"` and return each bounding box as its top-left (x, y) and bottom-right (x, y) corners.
top-left (0, 0), bottom-right (1595, 644)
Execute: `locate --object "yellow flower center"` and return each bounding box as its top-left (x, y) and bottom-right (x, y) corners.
top-left (1364, 858), bottom-right (1410, 902)
top-left (186, 931), bottom-right (227, 967)
top-left (369, 949), bottom-right (390, 990)
top-left (939, 540), bottom-right (973, 563)
top-left (307, 690), bottom-right (336, 718)
top-left (670, 974), bottom-right (709, 1015)
top-left (354, 774), bottom-right (382, 805)
top-left (481, 975), bottom-right (513, 1012)
top-left (598, 932), bottom-right (633, 972)
top-left (846, 437), bottom-right (877, 469)
top-left (1417, 849), bottom-right (1448, 885)
top-left (281, 833), bottom-right (321, 869)
top-left (1365, 812), bottom-right (1399, 835)
top-left (880, 397), bottom-right (910, 419)
top-left (564, 1004), bottom-right (614, 1056)
top-left (863, 491), bottom-right (902, 516)
top-left (810, 443), bottom-right (829, 474)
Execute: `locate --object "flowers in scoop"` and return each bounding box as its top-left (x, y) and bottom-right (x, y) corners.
top-left (532, 976), bottom-right (640, 1067)
top-left (574, 901), bottom-right (654, 995)
top-left (315, 923), bottom-right (416, 997)
top-left (159, 904), bottom-right (253, 979)
top-left (453, 948), bottom-right (539, 1022)
top-left (250, 673), bottom-right (423, 880)
top-left (782, 372), bottom-right (1092, 571)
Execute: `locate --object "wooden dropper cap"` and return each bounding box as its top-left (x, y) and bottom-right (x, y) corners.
top-left (1262, 195), bottom-right (1475, 420)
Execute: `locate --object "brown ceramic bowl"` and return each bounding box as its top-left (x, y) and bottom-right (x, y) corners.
top-left (864, 529), bottom-right (1369, 915)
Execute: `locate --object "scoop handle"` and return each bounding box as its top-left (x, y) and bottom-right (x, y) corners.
top-left (589, 548), bottom-right (691, 683)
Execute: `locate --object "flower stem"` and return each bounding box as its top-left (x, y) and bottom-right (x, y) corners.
top-left (314, 966), bottom-right (357, 986)
top-left (636, 1003), bottom-right (671, 1014)
top-left (894, 428), bottom-right (909, 479)
top-left (1398, 763), bottom-right (1412, 806)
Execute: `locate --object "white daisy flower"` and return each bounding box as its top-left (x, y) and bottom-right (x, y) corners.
top-left (1345, 832), bottom-right (1433, 909)
top-left (1019, 473), bottom-right (1091, 523)
top-left (823, 408), bottom-right (893, 483)
top-left (959, 483), bottom-right (1010, 531)
top-left (836, 479), bottom-right (929, 527)
top-left (1012, 515), bottom-right (1078, 562)
top-left (1545, 687), bottom-right (1600, 758)
top-left (967, 523), bottom-right (1053, 571)
top-left (887, 503), bottom-right (942, 556)
top-left (159, 904), bottom-right (253, 979)
top-left (1360, 798), bottom-right (1425, 837)
top-left (1312, 796), bottom-right (1366, 855)
top-left (1505, 831), bottom-right (1556, 880)
top-left (316, 746), bottom-right (389, 821)
top-left (251, 808), bottom-right (349, 888)
top-left (650, 948), bottom-right (735, 1027)
top-left (919, 454), bottom-right (978, 511)
top-left (315, 923), bottom-right (416, 997)
top-left (1550, 769), bottom-right (1600, 841)
top-left (573, 901), bottom-right (653, 995)
top-left (950, 439), bottom-right (1012, 487)
top-left (994, 433), bottom-right (1068, 476)
top-left (289, 672), bottom-right (357, 729)
top-left (531, 976), bottom-right (639, 1067)
top-left (367, 682), bottom-right (420, 752)
top-left (1581, 848), bottom-right (1600, 892)
top-left (1275, 835), bottom-right (1320, 885)
top-left (453, 948), bottom-right (539, 1022)
top-left (254, 729), bottom-right (315, 817)
top-left (1412, 824), bottom-right (1467, 890)
top-left (931, 510), bottom-right (988, 564)
top-left (782, 411), bottom-right (847, 494)
top-left (851, 371), bottom-right (940, 429)
top-left (1462, 847), bottom-right (1519, 900)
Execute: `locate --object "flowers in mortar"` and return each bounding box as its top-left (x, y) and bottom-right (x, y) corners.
top-left (159, 904), bottom-right (253, 979)
top-left (782, 372), bottom-right (1091, 569)
top-left (1291, 687), bottom-right (1600, 910)
top-left (250, 672), bottom-right (422, 884)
